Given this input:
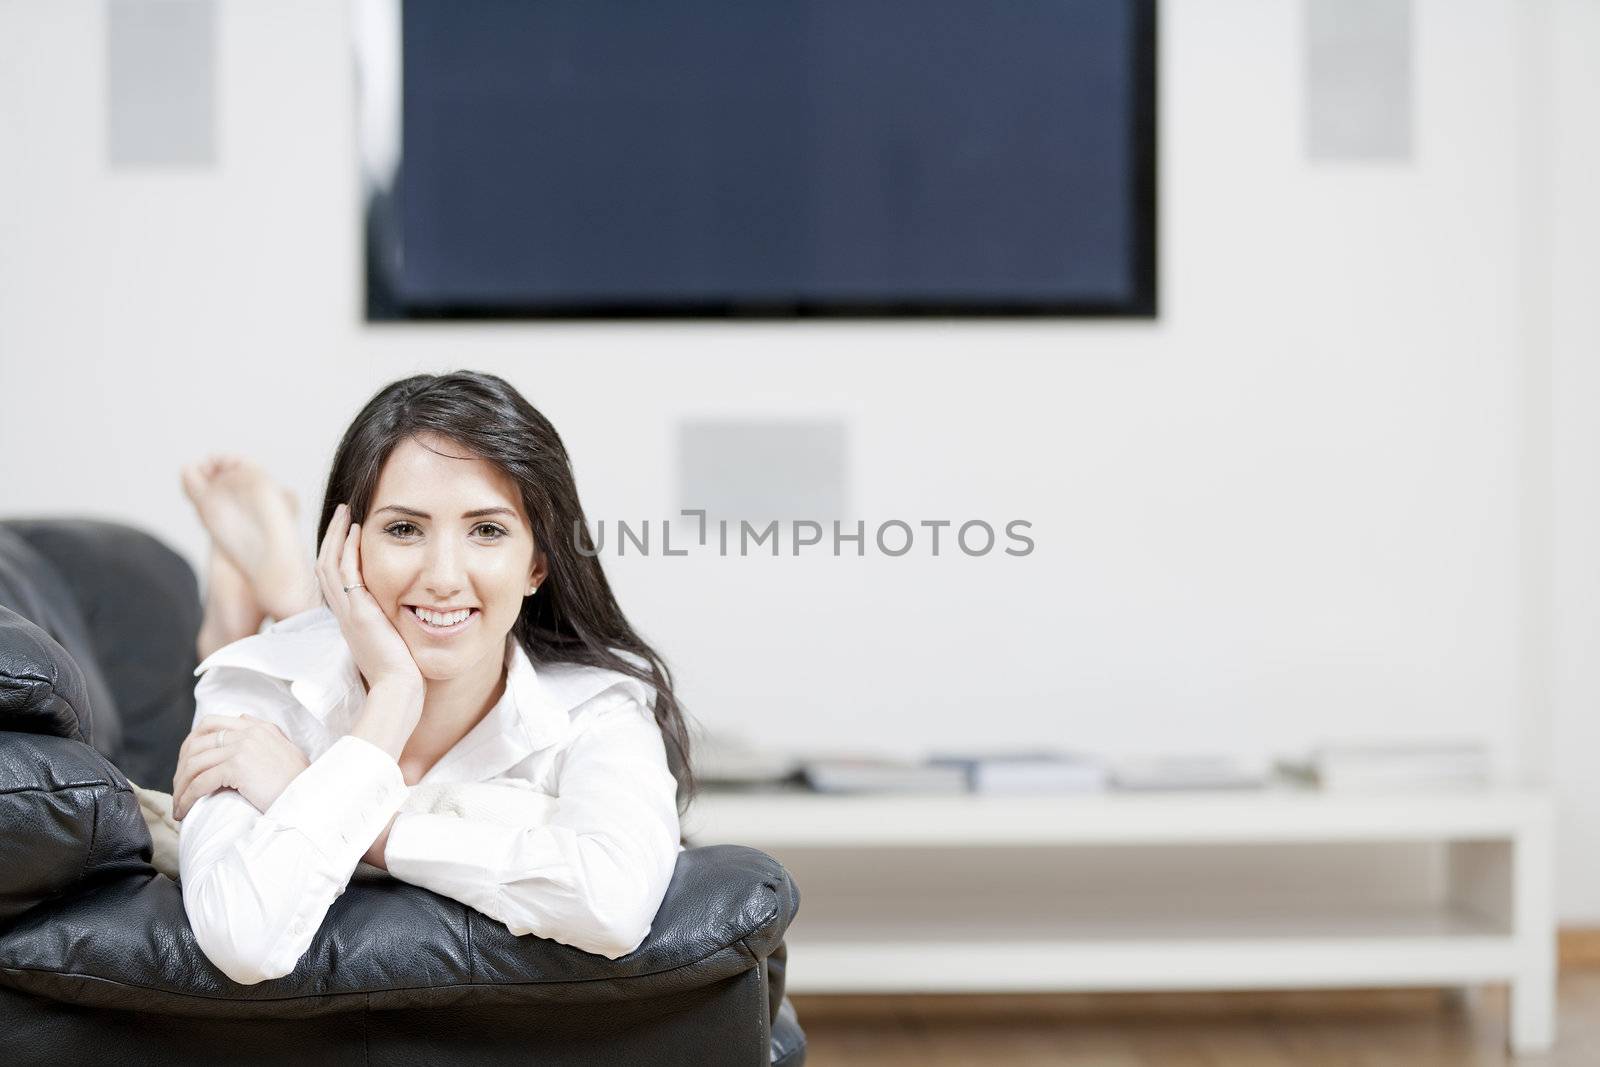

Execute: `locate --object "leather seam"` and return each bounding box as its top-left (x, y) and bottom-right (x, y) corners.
top-left (746, 945), bottom-right (772, 1061)
top-left (0, 783), bottom-right (131, 798)
top-left (80, 791), bottom-right (100, 883)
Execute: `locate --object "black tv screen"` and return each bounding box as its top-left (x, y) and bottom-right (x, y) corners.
top-left (361, 0), bottom-right (1156, 319)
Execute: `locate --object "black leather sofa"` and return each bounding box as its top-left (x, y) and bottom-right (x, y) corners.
top-left (0, 518), bottom-right (805, 1066)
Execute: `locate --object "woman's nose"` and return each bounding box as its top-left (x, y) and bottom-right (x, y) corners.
top-left (420, 540), bottom-right (466, 599)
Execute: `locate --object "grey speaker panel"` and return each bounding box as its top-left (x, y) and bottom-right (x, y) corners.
top-left (107, 0), bottom-right (217, 167)
top-left (1305, 0), bottom-right (1412, 162)
top-left (677, 419), bottom-right (850, 528)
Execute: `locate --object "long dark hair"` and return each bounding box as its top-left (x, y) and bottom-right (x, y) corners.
top-left (315, 371), bottom-right (698, 817)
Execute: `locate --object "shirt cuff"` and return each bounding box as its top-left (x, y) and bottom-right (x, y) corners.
top-left (385, 810), bottom-right (532, 888)
top-left (262, 734), bottom-right (409, 867)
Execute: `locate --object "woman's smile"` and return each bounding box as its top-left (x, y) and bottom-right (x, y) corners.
top-left (404, 605), bottom-right (480, 637)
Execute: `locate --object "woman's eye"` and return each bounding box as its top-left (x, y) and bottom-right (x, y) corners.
top-left (384, 521), bottom-right (506, 540)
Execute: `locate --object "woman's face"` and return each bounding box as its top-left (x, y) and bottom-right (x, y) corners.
top-left (358, 432), bottom-right (546, 683)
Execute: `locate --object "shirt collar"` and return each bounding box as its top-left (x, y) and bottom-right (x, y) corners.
top-left (192, 605), bottom-right (620, 755)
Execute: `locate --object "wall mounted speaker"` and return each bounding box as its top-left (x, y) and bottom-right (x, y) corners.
top-left (107, 0), bottom-right (216, 167)
top-left (1305, 0), bottom-right (1412, 162)
top-left (676, 419), bottom-right (849, 530)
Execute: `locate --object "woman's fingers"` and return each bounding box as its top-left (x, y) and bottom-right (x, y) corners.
top-left (174, 715), bottom-right (249, 793)
top-left (173, 749), bottom-right (219, 818)
top-left (317, 505), bottom-right (344, 577)
top-left (339, 520), bottom-right (363, 592)
top-left (316, 503), bottom-right (351, 613)
top-left (175, 765), bottom-right (231, 822)
top-left (178, 719), bottom-right (223, 765)
top-left (192, 713), bottom-right (242, 734)
top-left (234, 714), bottom-right (285, 739)
top-left (173, 745), bottom-right (231, 811)
top-left (174, 717), bottom-right (240, 787)
top-left (314, 507), bottom-right (336, 599)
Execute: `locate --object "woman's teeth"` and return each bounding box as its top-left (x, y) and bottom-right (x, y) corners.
top-left (412, 607), bottom-right (474, 626)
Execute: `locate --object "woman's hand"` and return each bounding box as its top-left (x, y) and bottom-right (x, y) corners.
top-left (171, 714), bottom-right (311, 822)
top-left (315, 501), bottom-right (424, 695)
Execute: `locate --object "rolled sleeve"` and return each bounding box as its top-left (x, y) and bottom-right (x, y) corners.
top-left (384, 687), bottom-right (681, 959)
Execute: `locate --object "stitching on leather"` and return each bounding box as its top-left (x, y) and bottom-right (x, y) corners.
top-left (464, 903), bottom-right (474, 984)
top-left (0, 783), bottom-right (132, 799)
top-left (738, 939), bottom-right (770, 1059)
top-left (79, 791), bottom-right (100, 883)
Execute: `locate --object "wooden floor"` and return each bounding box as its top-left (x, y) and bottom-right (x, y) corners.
top-left (791, 969), bottom-right (1600, 1065)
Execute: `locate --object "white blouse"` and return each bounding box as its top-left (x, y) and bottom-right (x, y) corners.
top-left (176, 605), bottom-right (683, 986)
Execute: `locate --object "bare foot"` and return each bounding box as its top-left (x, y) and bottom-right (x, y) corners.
top-left (196, 545), bottom-right (267, 661)
top-left (180, 455), bottom-right (318, 621)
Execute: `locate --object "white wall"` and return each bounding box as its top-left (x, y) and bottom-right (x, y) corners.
top-left (2, 1), bottom-right (1597, 917)
top-left (1546, 0), bottom-right (1600, 923)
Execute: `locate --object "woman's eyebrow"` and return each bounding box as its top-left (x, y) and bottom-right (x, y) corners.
top-left (373, 504), bottom-right (518, 520)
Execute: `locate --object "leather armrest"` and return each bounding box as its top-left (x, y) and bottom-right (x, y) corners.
top-left (0, 731), bottom-right (153, 924)
top-left (0, 842), bottom-right (799, 1019)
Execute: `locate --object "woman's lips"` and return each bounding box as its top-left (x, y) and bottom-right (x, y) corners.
top-left (406, 606), bottom-right (479, 636)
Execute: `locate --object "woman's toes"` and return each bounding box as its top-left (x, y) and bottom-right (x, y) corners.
top-left (179, 462), bottom-right (213, 507)
top-left (179, 455), bottom-right (316, 621)
top-left (181, 455), bottom-right (234, 506)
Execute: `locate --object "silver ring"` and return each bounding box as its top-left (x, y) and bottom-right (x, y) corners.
top-left (214, 730), bottom-right (227, 750)
top-left (343, 583), bottom-right (365, 593)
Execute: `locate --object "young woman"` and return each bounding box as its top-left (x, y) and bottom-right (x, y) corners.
top-left (171, 370), bottom-right (695, 985)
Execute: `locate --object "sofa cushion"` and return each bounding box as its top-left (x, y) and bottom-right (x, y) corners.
top-left (0, 605), bottom-right (97, 745)
top-left (0, 519), bottom-right (201, 789)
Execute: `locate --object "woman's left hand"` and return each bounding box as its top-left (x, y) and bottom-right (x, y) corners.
top-left (172, 714), bottom-right (311, 822)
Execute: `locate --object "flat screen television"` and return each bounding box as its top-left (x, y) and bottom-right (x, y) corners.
top-left (359, 0), bottom-right (1156, 319)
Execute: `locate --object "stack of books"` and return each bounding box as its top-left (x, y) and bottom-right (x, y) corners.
top-left (692, 731), bottom-right (804, 791)
top-left (1109, 753), bottom-right (1272, 791)
top-left (706, 734), bottom-right (1492, 797)
top-left (796, 751), bottom-right (1109, 795)
top-left (929, 750), bottom-right (1108, 794)
top-left (800, 757), bottom-right (969, 794)
top-left (1290, 740), bottom-right (1491, 792)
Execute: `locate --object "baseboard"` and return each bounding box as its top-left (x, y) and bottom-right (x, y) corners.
top-left (791, 989), bottom-right (1453, 1019)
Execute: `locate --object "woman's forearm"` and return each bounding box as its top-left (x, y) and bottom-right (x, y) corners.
top-left (349, 680), bottom-right (419, 869)
top-left (348, 680), bottom-right (424, 761)
top-left (180, 737), bottom-right (410, 984)
top-left (362, 812), bottom-right (399, 870)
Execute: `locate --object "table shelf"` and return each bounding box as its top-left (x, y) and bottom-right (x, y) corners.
top-left (684, 786), bottom-right (1556, 1053)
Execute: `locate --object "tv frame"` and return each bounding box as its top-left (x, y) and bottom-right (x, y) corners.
top-left (356, 0), bottom-right (1158, 321)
